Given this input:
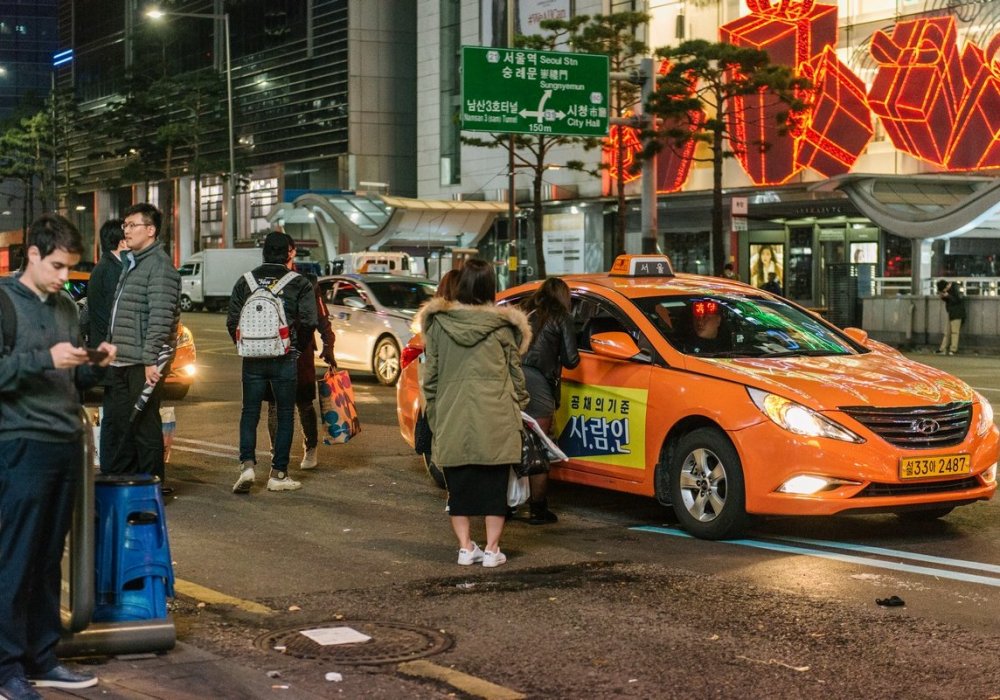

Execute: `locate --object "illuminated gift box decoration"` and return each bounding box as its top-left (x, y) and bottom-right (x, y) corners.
top-left (654, 60), bottom-right (704, 193)
top-left (945, 38), bottom-right (1000, 171)
top-left (867, 16), bottom-right (966, 166)
top-left (721, 0), bottom-right (838, 185)
top-left (603, 116), bottom-right (643, 185)
top-left (793, 47), bottom-right (873, 176)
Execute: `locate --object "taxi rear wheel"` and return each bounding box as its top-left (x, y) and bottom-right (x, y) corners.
top-left (669, 428), bottom-right (747, 540)
top-left (423, 455), bottom-right (447, 490)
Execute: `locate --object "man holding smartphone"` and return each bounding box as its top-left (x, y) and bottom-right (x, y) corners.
top-left (0, 214), bottom-right (116, 698)
top-left (104, 203), bottom-right (181, 486)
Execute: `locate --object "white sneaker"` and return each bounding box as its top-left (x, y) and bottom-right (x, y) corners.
top-left (300, 447), bottom-right (318, 470)
top-left (482, 548), bottom-right (507, 568)
top-left (232, 463), bottom-right (255, 494)
top-left (267, 474), bottom-right (302, 491)
top-left (457, 542), bottom-right (484, 566)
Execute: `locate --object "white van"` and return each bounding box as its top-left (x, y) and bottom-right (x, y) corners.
top-left (328, 252), bottom-right (418, 276)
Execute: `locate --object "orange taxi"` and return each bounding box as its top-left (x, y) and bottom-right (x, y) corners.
top-left (398, 255), bottom-right (998, 539)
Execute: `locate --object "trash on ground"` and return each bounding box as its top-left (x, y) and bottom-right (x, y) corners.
top-left (876, 595), bottom-right (905, 607)
top-left (300, 626), bottom-right (372, 646)
top-left (325, 672), bottom-right (343, 682)
top-left (288, 605), bottom-right (302, 612)
top-left (266, 670), bottom-right (281, 678)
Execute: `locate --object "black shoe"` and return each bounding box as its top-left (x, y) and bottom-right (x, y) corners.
top-left (528, 500), bottom-right (558, 525)
top-left (0, 674), bottom-right (42, 700)
top-left (160, 485), bottom-right (175, 496)
top-left (27, 665), bottom-right (97, 689)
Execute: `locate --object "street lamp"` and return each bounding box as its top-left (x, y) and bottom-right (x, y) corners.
top-left (145, 7), bottom-right (237, 247)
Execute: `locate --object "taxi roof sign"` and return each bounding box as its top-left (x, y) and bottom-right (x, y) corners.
top-left (609, 254), bottom-right (675, 278)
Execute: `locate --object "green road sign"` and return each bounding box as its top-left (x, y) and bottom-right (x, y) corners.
top-left (461, 46), bottom-right (609, 138)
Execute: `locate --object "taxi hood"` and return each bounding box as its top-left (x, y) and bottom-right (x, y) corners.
top-left (688, 351), bottom-right (975, 409)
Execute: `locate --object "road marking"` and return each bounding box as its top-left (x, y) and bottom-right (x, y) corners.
top-left (172, 437), bottom-right (272, 459)
top-left (398, 660), bottom-right (526, 700)
top-left (775, 535), bottom-right (1000, 575)
top-left (173, 578), bottom-right (275, 615)
top-left (632, 526), bottom-right (1000, 588)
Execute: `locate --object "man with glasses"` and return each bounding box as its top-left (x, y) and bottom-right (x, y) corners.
top-left (104, 203), bottom-right (181, 490)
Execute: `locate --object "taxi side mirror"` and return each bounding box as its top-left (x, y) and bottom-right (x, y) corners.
top-left (590, 331), bottom-right (641, 361)
top-left (343, 297), bottom-right (367, 310)
top-left (842, 327), bottom-right (869, 346)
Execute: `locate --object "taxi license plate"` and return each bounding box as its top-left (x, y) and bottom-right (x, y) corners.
top-left (899, 454), bottom-right (971, 480)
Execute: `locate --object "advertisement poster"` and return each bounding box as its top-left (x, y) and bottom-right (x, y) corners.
top-left (850, 242), bottom-right (877, 264)
top-left (519, 0), bottom-right (572, 37)
top-left (482, 0), bottom-right (573, 45)
top-left (749, 243), bottom-right (784, 290)
top-left (553, 381), bottom-right (647, 470)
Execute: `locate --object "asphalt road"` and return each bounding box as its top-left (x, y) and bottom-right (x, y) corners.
top-left (70, 312), bottom-right (1000, 699)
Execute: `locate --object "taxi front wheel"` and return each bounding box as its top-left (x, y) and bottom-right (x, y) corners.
top-left (669, 428), bottom-right (748, 540)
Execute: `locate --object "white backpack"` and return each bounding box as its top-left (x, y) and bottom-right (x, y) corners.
top-left (236, 271), bottom-right (298, 358)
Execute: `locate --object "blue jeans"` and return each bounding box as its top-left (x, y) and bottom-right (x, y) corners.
top-left (239, 355), bottom-right (297, 474)
top-left (0, 439), bottom-right (81, 683)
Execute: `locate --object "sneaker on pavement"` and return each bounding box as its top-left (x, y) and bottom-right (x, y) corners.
top-left (300, 447), bottom-right (318, 470)
top-left (482, 548), bottom-right (507, 568)
top-left (28, 664), bottom-right (98, 689)
top-left (457, 542), bottom-right (484, 566)
top-left (0, 674), bottom-right (42, 699)
top-left (232, 462), bottom-right (256, 494)
top-left (267, 473), bottom-right (302, 491)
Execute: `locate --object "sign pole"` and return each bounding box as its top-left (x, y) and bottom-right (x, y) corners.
top-left (507, 1), bottom-right (517, 284)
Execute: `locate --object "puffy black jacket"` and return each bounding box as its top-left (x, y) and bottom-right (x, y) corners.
top-left (521, 313), bottom-right (580, 387)
top-left (86, 251), bottom-right (123, 348)
top-left (226, 263), bottom-right (318, 353)
top-left (108, 242), bottom-right (181, 366)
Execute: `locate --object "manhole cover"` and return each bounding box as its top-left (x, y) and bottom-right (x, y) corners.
top-left (254, 621), bottom-right (452, 665)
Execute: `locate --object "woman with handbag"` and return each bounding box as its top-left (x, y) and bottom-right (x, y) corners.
top-left (519, 278), bottom-right (579, 524)
top-left (417, 259), bottom-right (530, 568)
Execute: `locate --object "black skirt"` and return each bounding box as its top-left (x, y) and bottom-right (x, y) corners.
top-left (444, 464), bottom-right (510, 516)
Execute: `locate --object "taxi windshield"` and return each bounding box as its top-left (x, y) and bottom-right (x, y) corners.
top-left (635, 295), bottom-right (858, 358)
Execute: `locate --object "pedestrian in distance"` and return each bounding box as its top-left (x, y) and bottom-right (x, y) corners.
top-left (103, 203), bottom-right (181, 491)
top-left (935, 279), bottom-right (966, 355)
top-left (266, 273), bottom-right (336, 470)
top-left (0, 213), bottom-right (117, 699)
top-left (722, 262), bottom-right (738, 281)
top-left (416, 259), bottom-right (531, 568)
top-left (760, 271), bottom-right (782, 296)
top-left (85, 218), bottom-right (126, 467)
top-left (227, 231), bottom-right (318, 493)
top-left (519, 277), bottom-right (579, 525)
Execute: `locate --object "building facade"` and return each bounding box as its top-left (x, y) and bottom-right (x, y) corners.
top-left (57, 0), bottom-right (416, 264)
top-left (411, 0), bottom-right (1000, 305)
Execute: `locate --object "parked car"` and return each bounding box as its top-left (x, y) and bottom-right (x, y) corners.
top-left (318, 274), bottom-right (437, 385)
top-left (66, 271), bottom-right (197, 400)
top-left (397, 255), bottom-right (998, 539)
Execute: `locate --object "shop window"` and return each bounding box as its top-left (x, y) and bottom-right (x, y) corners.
top-left (787, 228), bottom-right (813, 302)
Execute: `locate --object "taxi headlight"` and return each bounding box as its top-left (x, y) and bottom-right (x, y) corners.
top-left (777, 474), bottom-right (861, 495)
top-left (982, 463), bottom-right (997, 484)
top-left (177, 326), bottom-right (194, 348)
top-left (748, 388), bottom-right (864, 443)
top-left (976, 392), bottom-right (994, 436)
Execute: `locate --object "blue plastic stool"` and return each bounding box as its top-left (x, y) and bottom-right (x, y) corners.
top-left (93, 474), bottom-right (174, 621)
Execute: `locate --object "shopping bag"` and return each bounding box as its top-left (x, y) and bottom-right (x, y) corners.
top-left (507, 467), bottom-right (530, 508)
top-left (319, 369), bottom-right (361, 444)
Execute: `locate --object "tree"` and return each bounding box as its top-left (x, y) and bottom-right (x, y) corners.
top-left (540, 12), bottom-right (650, 255)
top-left (0, 112), bottom-right (54, 232)
top-left (645, 40), bottom-right (807, 275)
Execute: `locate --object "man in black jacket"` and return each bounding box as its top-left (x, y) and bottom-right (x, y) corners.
top-left (85, 218), bottom-right (126, 467)
top-left (0, 214), bottom-right (116, 698)
top-left (936, 279), bottom-right (967, 355)
top-left (227, 231), bottom-right (318, 493)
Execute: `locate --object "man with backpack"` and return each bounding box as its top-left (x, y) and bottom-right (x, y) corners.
top-left (226, 231), bottom-right (318, 493)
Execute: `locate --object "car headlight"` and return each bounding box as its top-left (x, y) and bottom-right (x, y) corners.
top-left (976, 392), bottom-right (994, 436)
top-left (747, 387), bottom-right (864, 443)
top-left (177, 325), bottom-right (194, 348)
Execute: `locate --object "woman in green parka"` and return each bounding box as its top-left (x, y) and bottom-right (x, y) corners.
top-left (418, 259), bottom-right (531, 568)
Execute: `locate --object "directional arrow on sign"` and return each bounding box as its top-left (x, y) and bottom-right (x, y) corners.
top-left (519, 89), bottom-right (552, 121)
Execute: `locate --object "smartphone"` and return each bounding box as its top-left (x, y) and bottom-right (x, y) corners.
top-left (86, 348), bottom-right (109, 364)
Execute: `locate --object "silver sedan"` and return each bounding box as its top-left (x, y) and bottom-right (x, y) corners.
top-left (318, 274), bottom-right (437, 385)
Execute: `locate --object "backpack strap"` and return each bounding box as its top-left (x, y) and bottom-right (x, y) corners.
top-left (270, 271), bottom-right (299, 294)
top-left (0, 286), bottom-right (16, 355)
top-left (243, 271), bottom-right (259, 290)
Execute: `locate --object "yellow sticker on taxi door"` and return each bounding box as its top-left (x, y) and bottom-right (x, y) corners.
top-left (553, 381), bottom-right (647, 470)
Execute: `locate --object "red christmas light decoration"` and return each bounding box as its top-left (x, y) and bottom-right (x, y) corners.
top-left (946, 37), bottom-right (1000, 170)
top-left (794, 47), bottom-right (873, 176)
top-left (602, 115), bottom-right (643, 184)
top-left (654, 61), bottom-right (705, 193)
top-left (868, 16), bottom-right (965, 166)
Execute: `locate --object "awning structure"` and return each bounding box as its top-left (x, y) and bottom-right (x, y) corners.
top-left (814, 174), bottom-right (1000, 239)
top-left (281, 192), bottom-right (513, 250)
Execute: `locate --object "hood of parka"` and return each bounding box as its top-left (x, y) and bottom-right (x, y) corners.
top-left (416, 296), bottom-right (532, 354)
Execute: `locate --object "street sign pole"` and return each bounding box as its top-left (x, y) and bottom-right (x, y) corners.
top-left (507, 4), bottom-right (517, 284)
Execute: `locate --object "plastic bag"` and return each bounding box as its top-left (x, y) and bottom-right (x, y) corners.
top-left (507, 467), bottom-right (530, 507)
